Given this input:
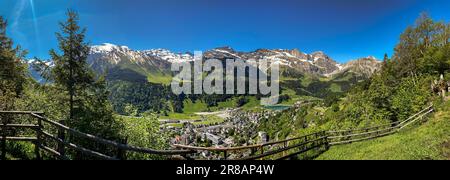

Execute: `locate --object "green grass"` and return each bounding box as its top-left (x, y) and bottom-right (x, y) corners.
top-left (279, 87), bottom-right (322, 105)
top-left (206, 98), bottom-right (240, 111)
top-left (316, 101), bottom-right (450, 160)
top-left (159, 99), bottom-right (227, 126)
top-left (329, 83), bottom-right (342, 92)
top-left (159, 100), bottom-right (208, 120)
top-left (279, 89), bottom-right (301, 105)
top-left (159, 113), bottom-right (201, 121)
top-left (300, 76), bottom-right (314, 87)
top-left (183, 99), bottom-right (208, 113)
top-left (242, 96), bottom-right (262, 110)
top-left (147, 72), bottom-right (172, 85)
top-left (333, 72), bottom-right (354, 82)
top-left (164, 115), bottom-right (225, 127)
top-left (216, 98), bottom-right (239, 109)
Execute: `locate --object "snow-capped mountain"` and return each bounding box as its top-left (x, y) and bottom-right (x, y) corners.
top-left (329, 56), bottom-right (382, 78)
top-left (142, 49), bottom-right (194, 63)
top-left (88, 43), bottom-right (174, 81)
top-left (203, 47), bottom-right (341, 75)
top-left (90, 43), bottom-right (193, 64)
top-left (28, 43), bottom-right (381, 83)
top-left (88, 43), bottom-right (344, 76)
top-left (26, 59), bottom-right (54, 83)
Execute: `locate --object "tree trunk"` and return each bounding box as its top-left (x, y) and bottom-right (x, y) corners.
top-left (69, 50), bottom-right (74, 122)
top-left (70, 89), bottom-right (74, 121)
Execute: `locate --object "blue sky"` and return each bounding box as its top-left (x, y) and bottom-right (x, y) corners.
top-left (0, 0), bottom-right (449, 63)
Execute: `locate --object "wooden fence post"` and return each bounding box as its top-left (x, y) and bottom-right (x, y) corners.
top-left (250, 147), bottom-right (256, 156)
top-left (324, 132), bottom-right (330, 150)
top-left (117, 138), bottom-right (127, 160)
top-left (223, 150), bottom-right (228, 160)
top-left (283, 141), bottom-right (288, 157)
top-left (34, 116), bottom-right (42, 160)
top-left (57, 120), bottom-right (66, 159)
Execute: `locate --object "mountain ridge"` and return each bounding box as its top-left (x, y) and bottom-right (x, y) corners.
top-left (87, 43), bottom-right (382, 78)
top-left (27, 43), bottom-right (382, 84)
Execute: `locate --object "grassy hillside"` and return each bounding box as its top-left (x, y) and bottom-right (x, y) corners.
top-left (316, 101), bottom-right (450, 160)
top-left (147, 72), bottom-right (172, 85)
top-left (280, 70), bottom-right (365, 101)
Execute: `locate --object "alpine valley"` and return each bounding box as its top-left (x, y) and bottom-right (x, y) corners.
top-left (28, 43), bottom-right (382, 116)
top-left (2, 5), bottom-right (449, 161)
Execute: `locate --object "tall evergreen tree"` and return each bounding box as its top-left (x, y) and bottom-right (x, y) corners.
top-left (48, 11), bottom-right (123, 157)
top-left (383, 53), bottom-right (389, 62)
top-left (382, 53), bottom-right (389, 69)
top-left (49, 10), bottom-right (94, 121)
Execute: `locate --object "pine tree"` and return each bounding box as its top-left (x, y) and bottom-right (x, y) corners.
top-left (383, 53), bottom-right (389, 62)
top-left (382, 53), bottom-right (389, 69)
top-left (48, 11), bottom-right (123, 158)
top-left (0, 16), bottom-right (27, 111)
top-left (49, 10), bottom-right (94, 121)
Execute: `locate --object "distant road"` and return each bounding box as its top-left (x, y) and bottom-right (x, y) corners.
top-left (194, 110), bottom-right (231, 119)
top-left (159, 110), bottom-right (231, 125)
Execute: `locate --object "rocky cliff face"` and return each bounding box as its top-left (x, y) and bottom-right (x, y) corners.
top-left (327, 56), bottom-right (382, 78)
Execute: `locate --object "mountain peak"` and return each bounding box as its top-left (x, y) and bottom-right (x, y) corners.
top-left (91, 43), bottom-right (130, 53)
top-left (310, 51), bottom-right (330, 62)
top-left (289, 48), bottom-right (302, 57)
top-left (325, 56), bottom-right (382, 78)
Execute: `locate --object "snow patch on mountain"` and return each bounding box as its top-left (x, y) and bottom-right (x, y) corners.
top-left (143, 49), bottom-right (194, 63)
top-left (91, 43), bottom-right (130, 54)
top-left (325, 56), bottom-right (382, 77)
top-left (213, 49), bottom-right (242, 59)
top-left (90, 43), bottom-right (194, 64)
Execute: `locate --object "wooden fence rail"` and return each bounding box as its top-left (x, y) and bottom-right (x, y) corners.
top-left (0, 104), bottom-right (434, 160)
top-left (0, 111), bottom-right (194, 160)
top-left (326, 105), bottom-right (434, 145)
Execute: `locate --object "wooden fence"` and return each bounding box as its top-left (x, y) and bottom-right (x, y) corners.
top-left (327, 105), bottom-right (434, 145)
top-left (175, 104), bottom-right (434, 160)
top-left (0, 112), bottom-right (194, 160)
top-left (0, 104), bottom-right (434, 160)
top-left (174, 131), bottom-right (329, 160)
